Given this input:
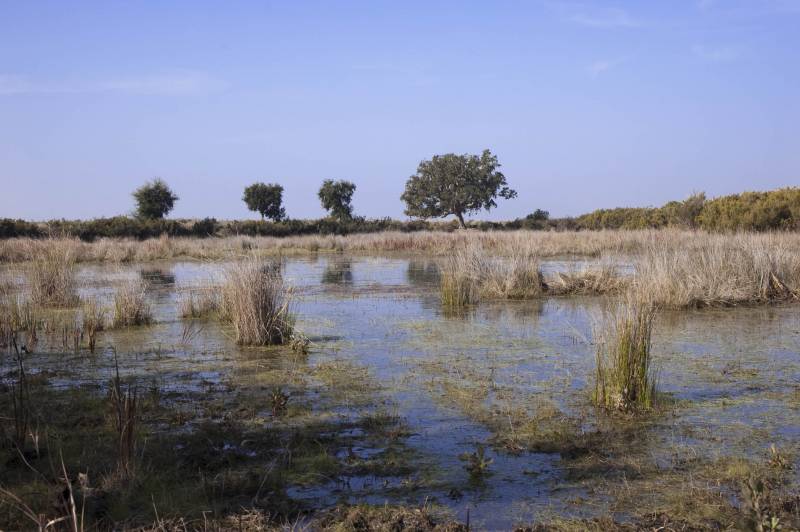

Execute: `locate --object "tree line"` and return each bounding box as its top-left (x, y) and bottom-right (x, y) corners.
top-left (1, 148), bottom-right (798, 239)
top-left (131, 149), bottom-right (514, 229)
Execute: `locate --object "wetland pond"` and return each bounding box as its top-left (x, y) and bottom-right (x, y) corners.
top-left (3, 254), bottom-right (800, 529)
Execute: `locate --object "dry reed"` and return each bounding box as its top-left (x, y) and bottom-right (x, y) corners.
top-left (178, 285), bottom-right (220, 318)
top-left (112, 279), bottom-right (152, 328)
top-left (632, 234), bottom-right (800, 308)
top-left (27, 240), bottom-right (78, 307)
top-left (220, 259), bottom-right (294, 345)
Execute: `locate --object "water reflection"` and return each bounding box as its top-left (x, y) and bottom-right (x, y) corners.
top-left (321, 258), bottom-right (353, 285)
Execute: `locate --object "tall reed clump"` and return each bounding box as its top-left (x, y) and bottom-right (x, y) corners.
top-left (112, 279), bottom-right (152, 328)
top-left (220, 259), bottom-right (294, 345)
top-left (28, 241), bottom-right (79, 307)
top-left (593, 299), bottom-right (657, 412)
top-left (632, 235), bottom-right (800, 308)
top-left (440, 244), bottom-right (543, 306)
top-left (109, 356), bottom-right (138, 482)
top-left (81, 296), bottom-right (106, 352)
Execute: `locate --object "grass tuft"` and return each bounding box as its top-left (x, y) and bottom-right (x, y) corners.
top-left (112, 279), bottom-right (152, 328)
top-left (593, 298), bottom-right (658, 412)
top-left (28, 240), bottom-right (78, 307)
top-left (220, 258), bottom-right (294, 345)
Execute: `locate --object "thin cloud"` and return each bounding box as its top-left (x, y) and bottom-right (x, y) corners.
top-left (692, 45), bottom-right (743, 63)
top-left (0, 71), bottom-right (228, 96)
top-left (549, 3), bottom-right (641, 28)
top-left (586, 58), bottom-right (625, 77)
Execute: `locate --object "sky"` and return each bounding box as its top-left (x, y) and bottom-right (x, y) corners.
top-left (1, 1), bottom-right (798, 222)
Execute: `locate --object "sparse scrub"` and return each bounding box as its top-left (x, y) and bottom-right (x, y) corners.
top-left (27, 240), bottom-right (78, 307)
top-left (220, 258), bottom-right (294, 345)
top-left (112, 279), bottom-right (152, 327)
top-left (593, 299), bottom-right (658, 412)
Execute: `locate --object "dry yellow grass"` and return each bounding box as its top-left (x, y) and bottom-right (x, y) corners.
top-left (112, 279), bottom-right (152, 328)
top-left (632, 233), bottom-right (800, 308)
top-left (27, 240), bottom-right (78, 307)
top-left (220, 258), bottom-right (294, 345)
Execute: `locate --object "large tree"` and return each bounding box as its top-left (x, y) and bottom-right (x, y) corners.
top-left (133, 178), bottom-right (178, 219)
top-left (401, 149), bottom-right (516, 228)
top-left (318, 179), bottom-right (356, 221)
top-left (243, 182), bottom-right (286, 221)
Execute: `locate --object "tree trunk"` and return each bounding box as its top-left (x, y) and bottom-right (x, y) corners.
top-left (455, 211), bottom-right (466, 229)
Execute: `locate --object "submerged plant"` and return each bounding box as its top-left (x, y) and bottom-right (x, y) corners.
top-left (270, 388), bottom-right (289, 417)
top-left (593, 299), bottom-right (658, 412)
top-left (220, 259), bottom-right (294, 346)
top-left (459, 443), bottom-right (493, 480)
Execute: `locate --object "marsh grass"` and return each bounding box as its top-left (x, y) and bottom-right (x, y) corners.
top-left (593, 299), bottom-right (658, 412)
top-left (108, 354), bottom-right (139, 483)
top-left (178, 285), bottom-right (220, 319)
top-left (112, 279), bottom-right (152, 328)
top-left (0, 294), bottom-right (38, 347)
top-left (440, 244), bottom-right (543, 306)
top-left (633, 235), bottom-right (800, 308)
top-left (80, 296), bottom-right (105, 353)
top-left (548, 263), bottom-right (627, 296)
top-left (220, 259), bottom-right (294, 345)
top-left (28, 241), bottom-right (78, 307)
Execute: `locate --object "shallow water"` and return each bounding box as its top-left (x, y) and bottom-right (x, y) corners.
top-left (3, 255), bottom-right (799, 529)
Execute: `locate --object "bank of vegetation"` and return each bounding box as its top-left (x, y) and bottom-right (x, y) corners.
top-left (2, 187), bottom-right (798, 241)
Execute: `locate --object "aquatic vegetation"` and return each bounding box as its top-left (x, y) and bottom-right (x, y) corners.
top-left (108, 358), bottom-right (139, 483)
top-left (632, 235), bottom-right (800, 308)
top-left (27, 240), bottom-right (78, 307)
top-left (178, 285), bottom-right (220, 318)
top-left (547, 262), bottom-right (627, 296)
top-left (269, 388), bottom-right (289, 417)
top-left (593, 299), bottom-right (658, 412)
top-left (81, 295), bottom-right (105, 353)
top-left (459, 443), bottom-right (493, 480)
top-left (220, 258), bottom-right (294, 345)
top-left (112, 279), bottom-right (152, 327)
top-left (440, 244), bottom-right (542, 306)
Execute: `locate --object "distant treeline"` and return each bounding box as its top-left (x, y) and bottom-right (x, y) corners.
top-left (576, 188), bottom-right (800, 231)
top-left (1, 187), bottom-right (798, 240)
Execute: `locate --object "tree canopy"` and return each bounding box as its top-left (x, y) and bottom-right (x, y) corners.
top-left (401, 149), bottom-right (516, 228)
top-left (318, 179), bottom-right (356, 221)
top-left (133, 178), bottom-right (178, 219)
top-left (243, 182), bottom-right (286, 221)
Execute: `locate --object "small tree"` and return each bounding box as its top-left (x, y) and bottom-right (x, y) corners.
top-left (318, 179), bottom-right (356, 221)
top-left (133, 178), bottom-right (178, 219)
top-left (243, 182), bottom-right (286, 221)
top-left (401, 149), bottom-right (516, 228)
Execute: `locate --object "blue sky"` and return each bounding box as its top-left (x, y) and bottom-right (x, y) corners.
top-left (1, 1), bottom-right (798, 221)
